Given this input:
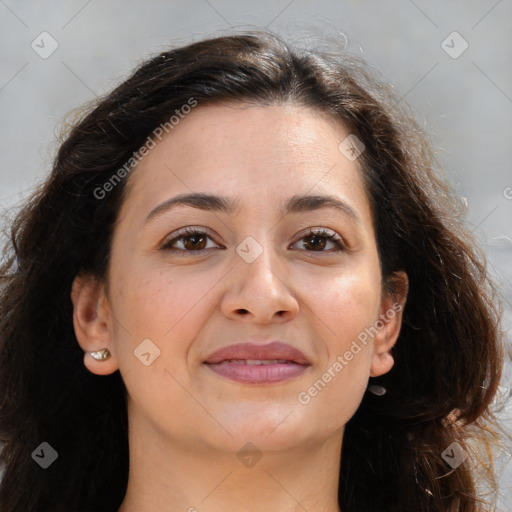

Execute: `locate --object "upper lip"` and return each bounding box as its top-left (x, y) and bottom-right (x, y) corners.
top-left (203, 341), bottom-right (311, 365)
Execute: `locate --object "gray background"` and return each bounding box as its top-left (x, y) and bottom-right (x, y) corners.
top-left (1, 0), bottom-right (511, 507)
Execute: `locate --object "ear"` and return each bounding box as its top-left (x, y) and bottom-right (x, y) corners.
top-left (71, 274), bottom-right (119, 375)
top-left (370, 271), bottom-right (408, 378)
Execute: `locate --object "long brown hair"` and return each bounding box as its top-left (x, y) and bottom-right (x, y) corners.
top-left (0, 30), bottom-right (507, 512)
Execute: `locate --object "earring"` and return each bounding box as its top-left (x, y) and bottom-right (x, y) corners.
top-left (90, 348), bottom-right (111, 361)
top-left (367, 384), bottom-right (387, 396)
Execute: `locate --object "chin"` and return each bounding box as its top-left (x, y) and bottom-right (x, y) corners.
top-left (207, 405), bottom-right (315, 447)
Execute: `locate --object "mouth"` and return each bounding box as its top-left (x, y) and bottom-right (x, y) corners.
top-left (203, 341), bottom-right (311, 384)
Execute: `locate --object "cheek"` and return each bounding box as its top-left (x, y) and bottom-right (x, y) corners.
top-left (109, 264), bottom-right (219, 424)
top-left (297, 260), bottom-right (382, 340)
top-left (323, 273), bottom-right (381, 378)
top-left (110, 262), bottom-right (221, 355)
top-left (298, 313), bottom-right (374, 434)
top-left (300, 357), bottom-right (370, 434)
top-left (293, 265), bottom-right (381, 428)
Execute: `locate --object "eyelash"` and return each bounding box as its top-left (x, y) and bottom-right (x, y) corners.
top-left (161, 227), bottom-right (346, 255)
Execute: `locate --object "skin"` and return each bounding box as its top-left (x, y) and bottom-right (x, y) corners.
top-left (72, 103), bottom-right (407, 512)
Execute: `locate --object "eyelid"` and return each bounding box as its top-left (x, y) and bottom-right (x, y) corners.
top-left (160, 226), bottom-right (223, 251)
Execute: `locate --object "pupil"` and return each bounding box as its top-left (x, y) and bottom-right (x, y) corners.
top-left (307, 235), bottom-right (325, 250)
top-left (186, 235), bottom-right (205, 250)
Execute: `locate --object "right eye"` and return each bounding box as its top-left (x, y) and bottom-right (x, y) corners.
top-left (161, 227), bottom-right (223, 254)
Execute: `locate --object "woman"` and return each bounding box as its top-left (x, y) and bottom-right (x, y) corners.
top-left (0, 30), bottom-right (507, 512)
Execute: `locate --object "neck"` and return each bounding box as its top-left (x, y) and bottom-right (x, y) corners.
top-left (118, 413), bottom-right (344, 512)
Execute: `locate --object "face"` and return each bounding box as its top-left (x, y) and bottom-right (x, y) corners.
top-left (73, 103), bottom-right (406, 455)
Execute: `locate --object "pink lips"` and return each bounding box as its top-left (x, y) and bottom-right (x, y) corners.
top-left (203, 341), bottom-right (311, 384)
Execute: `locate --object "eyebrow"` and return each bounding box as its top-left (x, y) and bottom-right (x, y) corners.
top-left (144, 192), bottom-right (360, 225)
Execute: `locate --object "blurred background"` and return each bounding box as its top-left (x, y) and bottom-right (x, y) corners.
top-left (1, 0), bottom-right (511, 507)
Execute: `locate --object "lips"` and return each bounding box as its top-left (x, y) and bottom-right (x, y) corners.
top-left (203, 341), bottom-right (311, 365)
top-left (203, 341), bottom-right (311, 384)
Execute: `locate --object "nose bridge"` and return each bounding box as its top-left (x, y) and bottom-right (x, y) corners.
top-left (236, 232), bottom-right (283, 296)
top-left (221, 231), bottom-right (299, 321)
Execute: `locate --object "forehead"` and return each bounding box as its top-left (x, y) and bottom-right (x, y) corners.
top-left (120, 102), bottom-right (371, 223)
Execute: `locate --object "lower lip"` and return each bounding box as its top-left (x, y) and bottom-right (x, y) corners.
top-left (204, 361), bottom-right (309, 384)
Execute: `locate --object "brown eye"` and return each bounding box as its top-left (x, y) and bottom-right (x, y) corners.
top-left (162, 228), bottom-right (220, 253)
top-left (293, 228), bottom-right (345, 252)
top-left (181, 233), bottom-right (207, 250)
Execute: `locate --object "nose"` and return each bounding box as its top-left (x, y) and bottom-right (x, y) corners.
top-left (220, 243), bottom-right (299, 324)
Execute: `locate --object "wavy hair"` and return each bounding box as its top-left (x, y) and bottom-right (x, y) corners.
top-left (0, 30), bottom-right (507, 512)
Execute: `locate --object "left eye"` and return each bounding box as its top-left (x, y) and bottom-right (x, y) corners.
top-left (291, 228), bottom-right (346, 252)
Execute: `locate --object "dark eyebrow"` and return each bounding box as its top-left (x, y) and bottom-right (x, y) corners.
top-left (285, 194), bottom-right (360, 222)
top-left (144, 192), bottom-right (360, 224)
top-left (144, 193), bottom-right (240, 224)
